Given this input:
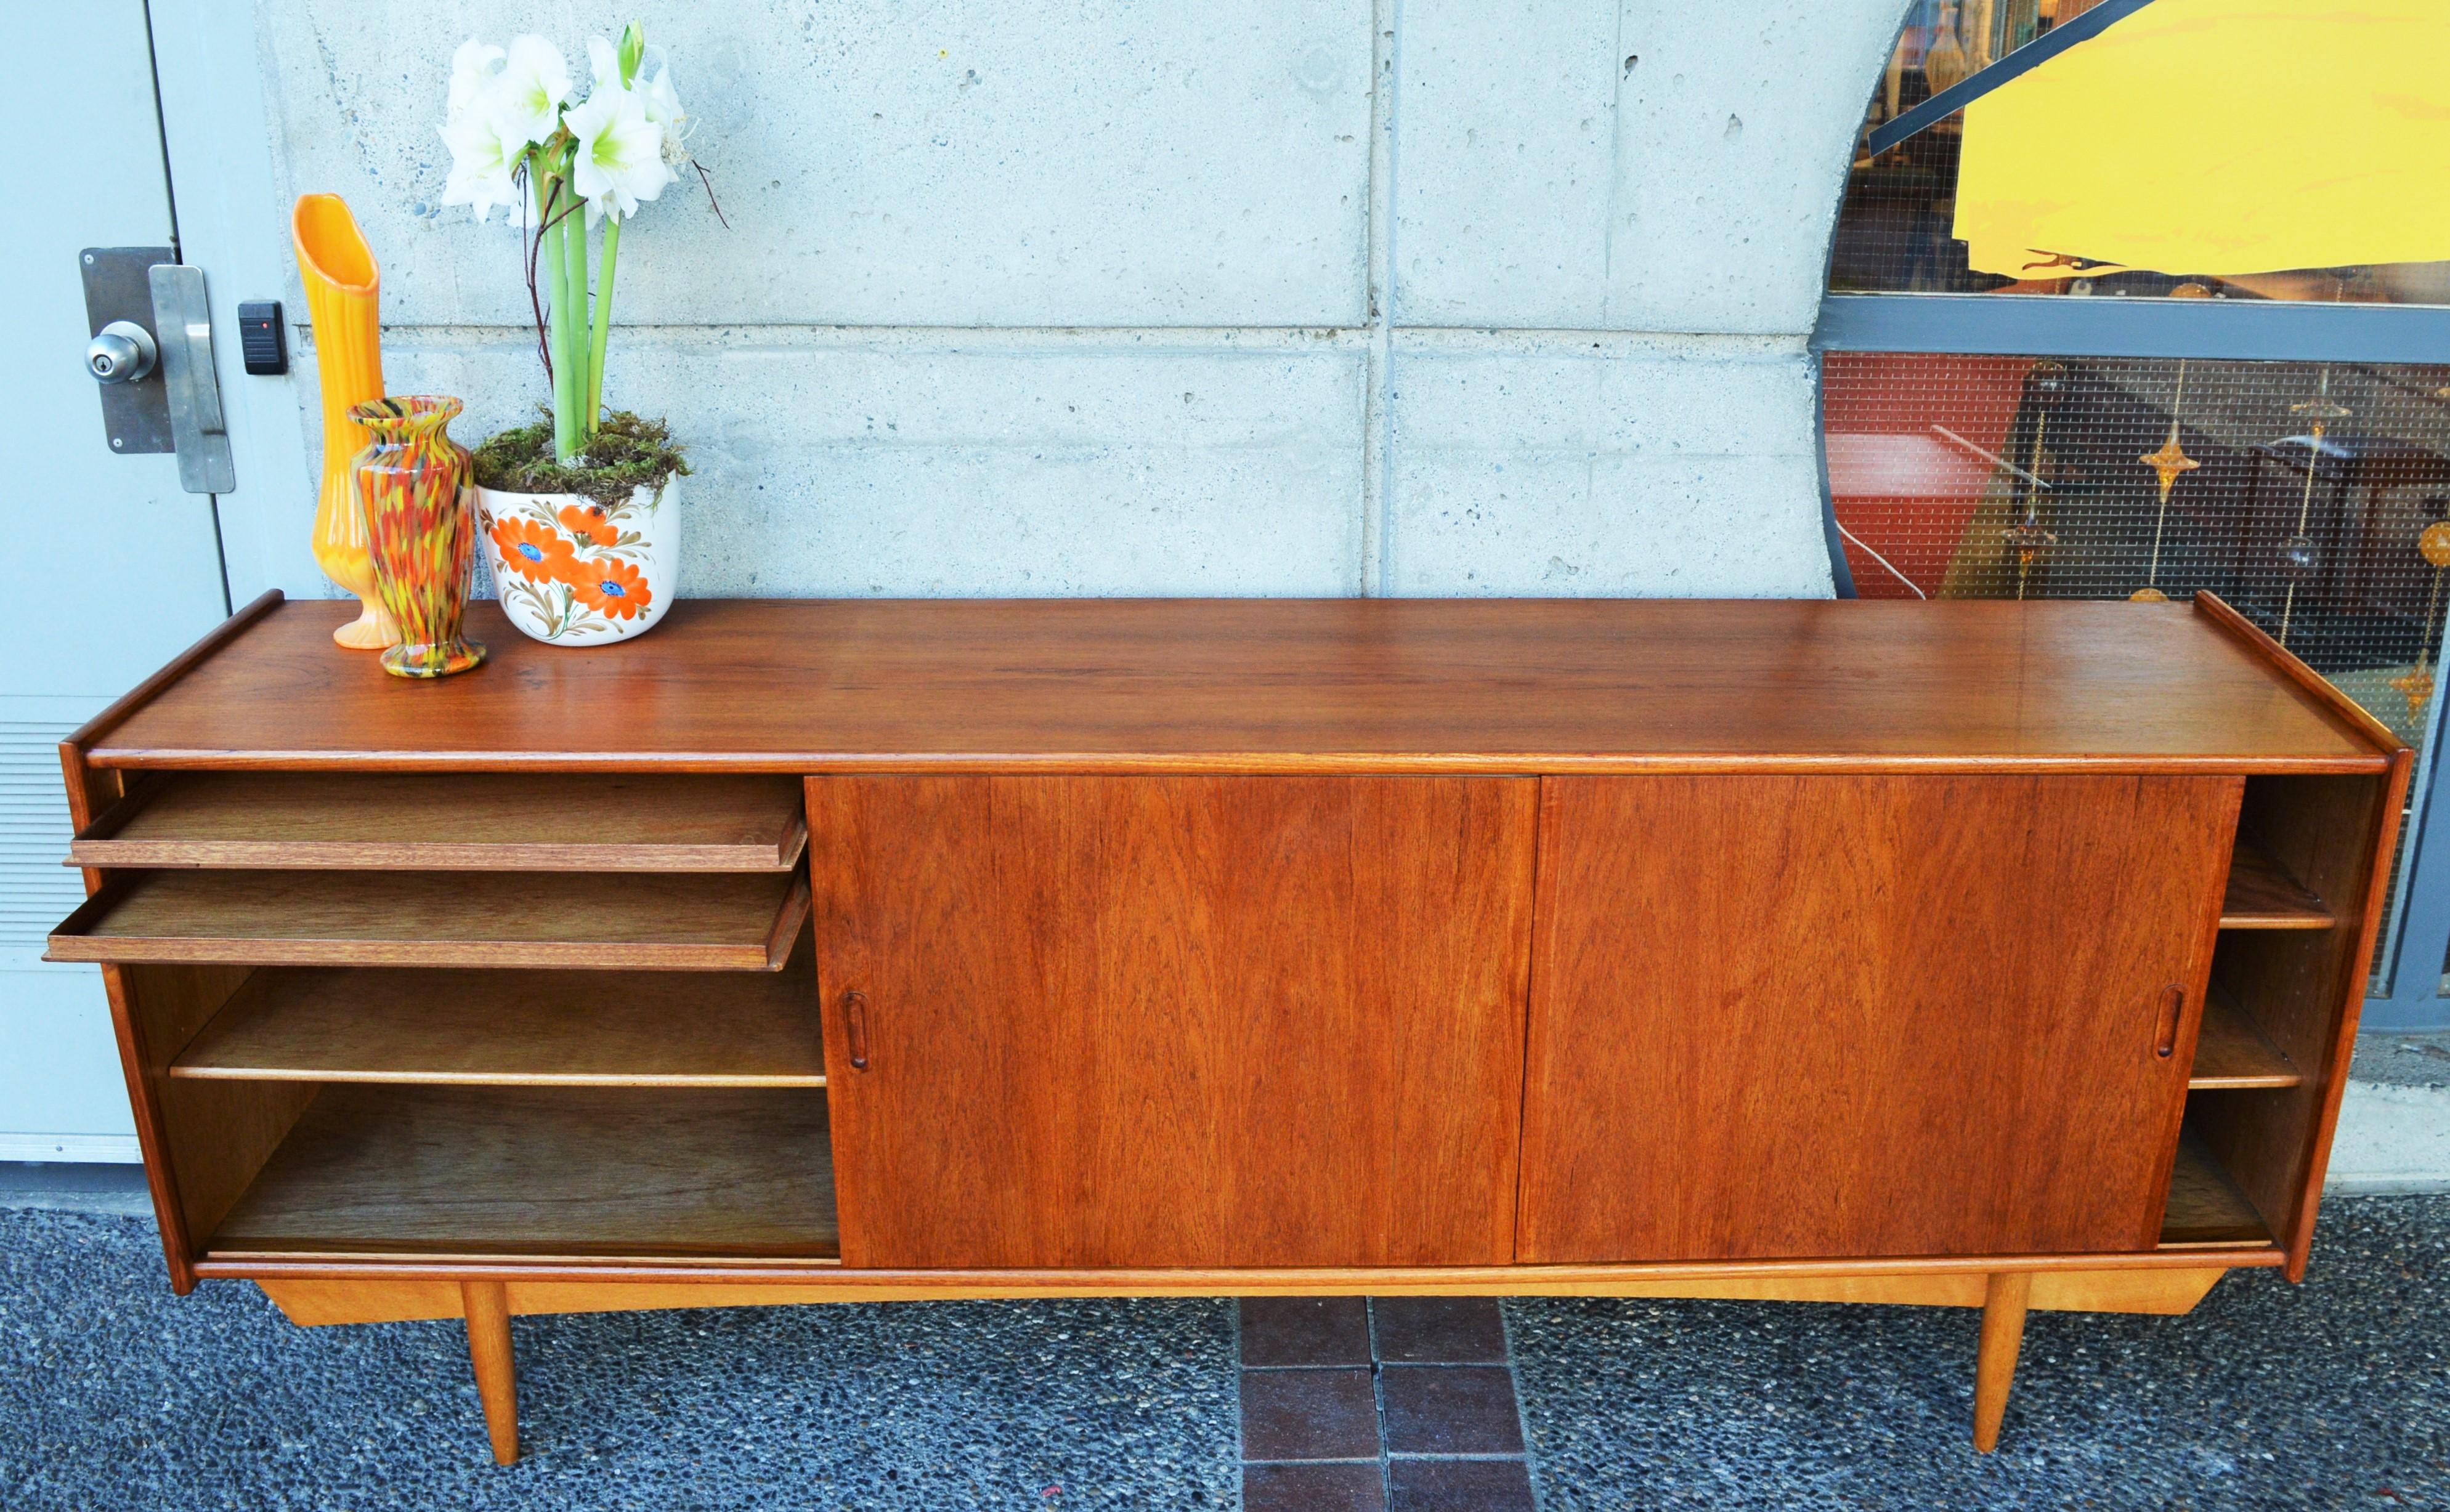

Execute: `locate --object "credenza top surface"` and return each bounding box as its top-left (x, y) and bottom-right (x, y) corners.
top-left (81, 596), bottom-right (2395, 773)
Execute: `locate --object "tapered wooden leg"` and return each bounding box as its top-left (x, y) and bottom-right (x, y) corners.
top-left (461, 1280), bottom-right (519, 1465)
top-left (1972, 1271), bottom-right (2031, 1453)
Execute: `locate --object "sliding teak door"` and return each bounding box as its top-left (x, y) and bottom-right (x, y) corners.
top-left (1517, 775), bottom-right (2240, 1263)
top-left (811, 775), bottom-right (1536, 1269)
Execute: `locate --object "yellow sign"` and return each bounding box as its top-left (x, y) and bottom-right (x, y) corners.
top-left (1953, 0), bottom-right (2450, 280)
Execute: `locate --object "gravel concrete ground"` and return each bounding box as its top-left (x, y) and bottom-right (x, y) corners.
top-left (2, 1197), bottom-right (2444, 1510)
top-left (0, 1210), bottom-right (1236, 1511)
top-left (2356, 1032), bottom-right (2450, 1090)
top-left (1509, 1195), bottom-right (2450, 1511)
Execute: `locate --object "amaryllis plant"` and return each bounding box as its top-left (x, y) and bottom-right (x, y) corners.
top-left (439, 24), bottom-right (703, 464)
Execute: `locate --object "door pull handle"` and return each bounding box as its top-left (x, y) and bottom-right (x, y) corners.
top-left (2153, 984), bottom-right (2185, 1060)
top-left (844, 990), bottom-right (870, 1071)
top-left (146, 264), bottom-right (237, 493)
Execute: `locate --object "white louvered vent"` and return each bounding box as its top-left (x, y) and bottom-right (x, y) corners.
top-left (0, 722), bottom-right (83, 948)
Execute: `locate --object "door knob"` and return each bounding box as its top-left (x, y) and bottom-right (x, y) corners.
top-left (86, 320), bottom-right (156, 383)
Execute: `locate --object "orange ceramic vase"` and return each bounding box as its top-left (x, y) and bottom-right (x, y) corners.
top-left (293, 194), bottom-right (399, 650)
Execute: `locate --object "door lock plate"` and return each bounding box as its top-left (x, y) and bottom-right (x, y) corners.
top-left (79, 247), bottom-right (174, 455)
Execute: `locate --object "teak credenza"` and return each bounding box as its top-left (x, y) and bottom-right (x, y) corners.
top-left (47, 592), bottom-right (2407, 1464)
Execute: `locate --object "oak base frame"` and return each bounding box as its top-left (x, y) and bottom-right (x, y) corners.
top-left (255, 1261), bottom-right (2242, 1463)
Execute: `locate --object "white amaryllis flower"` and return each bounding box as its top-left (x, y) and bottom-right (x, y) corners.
top-left (585, 34), bottom-right (623, 91)
top-left (445, 38), bottom-right (503, 123)
top-left (492, 34), bottom-right (572, 152)
top-left (638, 59), bottom-right (691, 168)
top-left (565, 84), bottom-right (675, 224)
top-left (438, 104), bottom-right (519, 222)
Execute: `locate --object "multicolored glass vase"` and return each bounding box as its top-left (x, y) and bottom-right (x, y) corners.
top-left (348, 397), bottom-right (487, 679)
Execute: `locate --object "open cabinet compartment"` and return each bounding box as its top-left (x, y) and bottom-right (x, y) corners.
top-left (205, 1081), bottom-right (839, 1264)
top-left (49, 761), bottom-right (837, 1281)
top-left (112, 934), bottom-right (838, 1270)
top-left (169, 937), bottom-right (825, 1087)
top-left (2161, 772), bottom-right (2396, 1267)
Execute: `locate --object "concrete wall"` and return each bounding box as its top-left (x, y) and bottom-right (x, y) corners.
top-left (256, 0), bottom-right (1905, 599)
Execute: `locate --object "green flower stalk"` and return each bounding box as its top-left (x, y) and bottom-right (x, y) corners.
top-left (438, 20), bottom-right (692, 464)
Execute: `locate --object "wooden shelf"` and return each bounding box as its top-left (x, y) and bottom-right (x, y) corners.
top-left (2159, 1126), bottom-right (2272, 1248)
top-left (207, 1085), bottom-right (838, 1263)
top-left (70, 772), bottom-right (807, 871)
top-left (2219, 836), bottom-right (2334, 930)
top-left (2188, 987), bottom-right (2303, 1090)
top-left (46, 869), bottom-right (810, 971)
top-left (170, 945), bottom-right (823, 1088)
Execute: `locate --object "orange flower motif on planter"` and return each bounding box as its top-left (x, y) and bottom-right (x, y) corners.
top-left (489, 515), bottom-right (577, 583)
top-left (477, 474), bottom-right (678, 645)
top-left (557, 502), bottom-right (619, 547)
top-left (570, 556), bottom-right (653, 620)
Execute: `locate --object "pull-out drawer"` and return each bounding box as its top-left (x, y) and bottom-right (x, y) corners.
top-left (46, 868), bottom-right (811, 971)
top-left (70, 772), bottom-right (807, 871)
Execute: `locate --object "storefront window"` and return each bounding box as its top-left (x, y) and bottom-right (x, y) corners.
top-left (1825, 352), bottom-right (2450, 982)
top-left (1823, 0), bottom-right (2450, 1001)
top-left (1835, 0), bottom-right (2450, 303)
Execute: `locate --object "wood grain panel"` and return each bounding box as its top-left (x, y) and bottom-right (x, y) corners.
top-left (2188, 988), bottom-right (2302, 1090)
top-left (1518, 775), bottom-right (2240, 1263)
top-left (2160, 1126), bottom-right (2272, 1247)
top-left (116, 963), bottom-right (321, 1264)
top-left (71, 772), bottom-right (806, 871)
top-left (2192, 591), bottom-right (2409, 754)
top-left (82, 598), bottom-right (2385, 774)
top-left (63, 589), bottom-right (283, 752)
top-left (811, 775), bottom-right (1536, 1269)
top-left (55, 745), bottom-right (202, 1287)
top-left (47, 868), bottom-right (808, 971)
top-left (2219, 836), bottom-right (2334, 929)
top-left (2195, 769), bottom-right (2407, 1278)
top-left (208, 1085), bottom-right (838, 1261)
top-left (171, 935), bottom-right (823, 1086)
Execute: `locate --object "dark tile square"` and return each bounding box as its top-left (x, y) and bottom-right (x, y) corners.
top-left (1369, 1296), bottom-right (1509, 1364)
top-left (1241, 1367), bottom-right (1381, 1462)
top-left (1243, 1295), bottom-right (1374, 1367)
top-left (1244, 1461), bottom-right (1389, 1512)
top-left (1387, 1457), bottom-right (1535, 1512)
top-left (1379, 1365), bottom-right (1524, 1455)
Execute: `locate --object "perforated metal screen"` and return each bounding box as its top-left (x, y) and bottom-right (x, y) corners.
top-left (1823, 352), bottom-right (2450, 982)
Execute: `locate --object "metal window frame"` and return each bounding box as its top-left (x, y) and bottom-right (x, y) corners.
top-left (1817, 294), bottom-right (2450, 363)
top-left (1812, 290), bottom-right (2450, 1031)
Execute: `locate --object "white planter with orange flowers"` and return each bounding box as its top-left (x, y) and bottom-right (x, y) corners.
top-left (476, 475), bottom-right (676, 645)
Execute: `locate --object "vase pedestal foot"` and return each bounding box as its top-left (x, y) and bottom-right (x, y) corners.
top-left (331, 599), bottom-right (399, 650)
top-left (383, 638), bottom-right (489, 679)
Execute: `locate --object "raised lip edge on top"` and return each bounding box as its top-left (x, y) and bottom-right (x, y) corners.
top-left (66, 590), bottom-right (2407, 775)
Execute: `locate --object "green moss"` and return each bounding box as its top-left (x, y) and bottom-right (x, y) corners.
top-left (471, 408), bottom-right (691, 506)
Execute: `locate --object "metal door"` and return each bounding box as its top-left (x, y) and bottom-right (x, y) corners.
top-left (1, 4), bottom-right (304, 1160)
